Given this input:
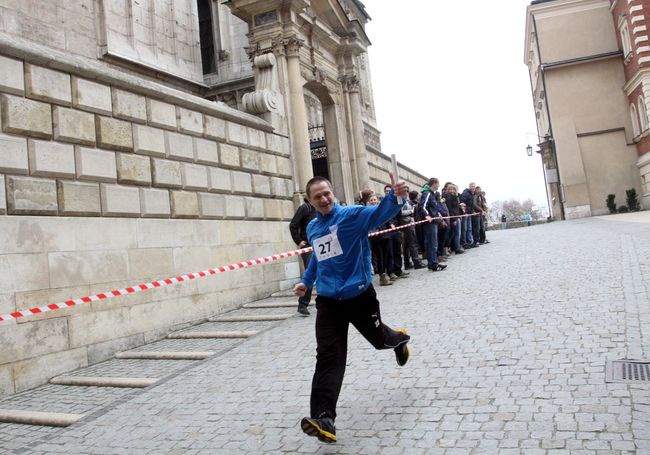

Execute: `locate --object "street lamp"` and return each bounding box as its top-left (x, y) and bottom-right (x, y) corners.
top-left (526, 144), bottom-right (533, 156)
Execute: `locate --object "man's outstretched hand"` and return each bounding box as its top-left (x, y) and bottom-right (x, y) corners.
top-left (389, 171), bottom-right (408, 199)
top-left (293, 282), bottom-right (307, 297)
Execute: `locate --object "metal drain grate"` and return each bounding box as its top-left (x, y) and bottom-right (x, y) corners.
top-left (606, 360), bottom-right (650, 383)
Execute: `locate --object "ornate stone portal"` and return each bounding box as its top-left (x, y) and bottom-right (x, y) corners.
top-left (227, 0), bottom-right (377, 203)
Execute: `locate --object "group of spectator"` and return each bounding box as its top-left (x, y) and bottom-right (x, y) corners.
top-left (289, 177), bottom-right (490, 314)
top-left (360, 179), bottom-right (490, 286)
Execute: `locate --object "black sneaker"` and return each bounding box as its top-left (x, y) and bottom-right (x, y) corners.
top-left (428, 264), bottom-right (447, 271)
top-left (301, 416), bottom-right (336, 443)
top-left (297, 307), bottom-right (310, 317)
top-left (395, 329), bottom-right (410, 366)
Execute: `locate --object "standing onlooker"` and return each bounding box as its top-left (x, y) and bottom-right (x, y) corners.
top-left (384, 185), bottom-right (408, 279)
top-left (411, 190), bottom-right (425, 259)
top-left (400, 187), bottom-right (425, 270)
top-left (523, 213), bottom-right (532, 227)
top-left (460, 183), bottom-right (477, 248)
top-left (418, 178), bottom-right (447, 271)
top-left (478, 188), bottom-right (489, 243)
top-left (368, 195), bottom-right (393, 286)
top-left (444, 184), bottom-right (464, 254)
top-left (289, 198), bottom-right (316, 316)
top-left (436, 190), bottom-right (449, 263)
top-left (358, 189), bottom-right (374, 206)
top-left (473, 186), bottom-right (487, 244)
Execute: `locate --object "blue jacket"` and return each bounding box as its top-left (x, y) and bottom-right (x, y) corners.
top-left (417, 189), bottom-right (441, 219)
top-left (301, 189), bottom-right (404, 300)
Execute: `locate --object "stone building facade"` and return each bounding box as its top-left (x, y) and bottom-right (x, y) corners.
top-left (525, 0), bottom-right (649, 219)
top-left (0, 0), bottom-right (427, 396)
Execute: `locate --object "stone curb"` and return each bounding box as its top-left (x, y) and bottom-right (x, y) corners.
top-left (209, 314), bottom-right (293, 322)
top-left (167, 330), bottom-right (259, 339)
top-left (50, 376), bottom-right (159, 388)
top-left (114, 351), bottom-right (215, 360)
top-left (0, 409), bottom-right (84, 427)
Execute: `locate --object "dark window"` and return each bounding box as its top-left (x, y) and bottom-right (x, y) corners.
top-left (197, 0), bottom-right (216, 74)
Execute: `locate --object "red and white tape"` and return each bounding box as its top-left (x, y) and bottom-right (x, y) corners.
top-left (0, 212), bottom-right (483, 322)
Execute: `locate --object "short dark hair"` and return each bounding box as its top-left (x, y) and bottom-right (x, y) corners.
top-left (306, 176), bottom-right (332, 198)
top-left (427, 177), bottom-right (439, 187)
top-left (409, 190), bottom-right (419, 200)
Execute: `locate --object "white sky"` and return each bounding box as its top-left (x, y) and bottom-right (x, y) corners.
top-left (366, 0), bottom-right (548, 211)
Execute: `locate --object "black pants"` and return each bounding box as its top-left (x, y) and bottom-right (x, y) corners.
top-left (298, 252), bottom-right (313, 309)
top-left (370, 237), bottom-right (391, 275)
top-left (310, 285), bottom-right (409, 420)
top-left (402, 226), bottom-right (422, 267)
top-left (471, 214), bottom-right (480, 244)
top-left (388, 232), bottom-right (403, 275)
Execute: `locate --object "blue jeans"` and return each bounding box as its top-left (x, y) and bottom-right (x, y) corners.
top-left (422, 222), bottom-right (439, 267)
top-left (460, 217), bottom-right (467, 245)
top-left (465, 216), bottom-right (474, 245)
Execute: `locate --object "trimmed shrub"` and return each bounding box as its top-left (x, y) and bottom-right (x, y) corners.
top-left (606, 194), bottom-right (617, 214)
top-left (626, 188), bottom-right (641, 212)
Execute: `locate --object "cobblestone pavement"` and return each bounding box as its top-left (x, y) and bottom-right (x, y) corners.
top-left (3, 214), bottom-right (650, 454)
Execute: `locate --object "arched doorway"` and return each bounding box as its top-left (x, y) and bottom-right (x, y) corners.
top-left (302, 80), bottom-right (352, 203)
top-left (304, 89), bottom-right (329, 180)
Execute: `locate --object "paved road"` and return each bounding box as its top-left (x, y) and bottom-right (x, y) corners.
top-left (3, 213), bottom-right (650, 454)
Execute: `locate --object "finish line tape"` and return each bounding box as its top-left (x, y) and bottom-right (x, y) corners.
top-left (0, 212), bottom-right (483, 322)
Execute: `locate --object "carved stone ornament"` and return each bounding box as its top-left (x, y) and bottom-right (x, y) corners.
top-left (242, 53), bottom-right (282, 114)
top-left (339, 75), bottom-right (360, 93)
top-left (285, 37), bottom-right (304, 57)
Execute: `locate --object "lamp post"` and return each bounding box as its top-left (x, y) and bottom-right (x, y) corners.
top-left (524, 132), bottom-right (552, 220)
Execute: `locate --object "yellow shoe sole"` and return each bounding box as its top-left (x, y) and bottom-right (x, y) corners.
top-left (301, 418), bottom-right (337, 443)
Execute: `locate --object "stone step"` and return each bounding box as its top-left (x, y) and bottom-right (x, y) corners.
top-left (167, 330), bottom-right (258, 339)
top-left (242, 301), bottom-right (296, 309)
top-left (114, 351), bottom-right (215, 360)
top-left (209, 314), bottom-right (293, 322)
top-left (50, 376), bottom-right (159, 388)
top-left (0, 409), bottom-right (84, 427)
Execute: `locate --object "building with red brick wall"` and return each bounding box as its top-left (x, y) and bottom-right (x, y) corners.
top-left (525, 0), bottom-right (648, 218)
top-left (612, 0), bottom-right (650, 200)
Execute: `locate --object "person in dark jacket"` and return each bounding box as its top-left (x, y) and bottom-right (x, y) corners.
top-left (460, 183), bottom-right (478, 248)
top-left (368, 195), bottom-right (394, 286)
top-left (435, 190), bottom-right (449, 262)
top-left (289, 198), bottom-right (316, 316)
top-left (410, 190), bottom-right (425, 257)
top-left (417, 178), bottom-right (447, 271)
top-left (443, 184), bottom-right (464, 254)
top-left (399, 188), bottom-right (425, 270)
top-left (383, 185), bottom-right (409, 280)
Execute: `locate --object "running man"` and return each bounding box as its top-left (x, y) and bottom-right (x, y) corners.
top-left (293, 173), bottom-right (411, 444)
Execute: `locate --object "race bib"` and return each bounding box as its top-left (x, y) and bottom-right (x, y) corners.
top-left (313, 229), bottom-right (343, 262)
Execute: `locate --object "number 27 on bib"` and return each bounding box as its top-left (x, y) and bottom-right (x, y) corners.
top-left (313, 233), bottom-right (343, 261)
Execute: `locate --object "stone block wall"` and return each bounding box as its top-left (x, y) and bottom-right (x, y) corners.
top-left (0, 51), bottom-right (298, 397)
top-left (367, 148), bottom-right (428, 196)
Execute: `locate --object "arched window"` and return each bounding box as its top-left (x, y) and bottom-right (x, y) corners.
top-left (620, 18), bottom-right (633, 57)
top-left (631, 104), bottom-right (640, 137)
top-left (639, 96), bottom-right (648, 132)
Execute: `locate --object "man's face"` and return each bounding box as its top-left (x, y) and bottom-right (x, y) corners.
top-left (308, 182), bottom-right (335, 215)
top-left (469, 183), bottom-right (476, 193)
top-left (384, 186), bottom-right (391, 195)
top-left (431, 181), bottom-right (439, 191)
